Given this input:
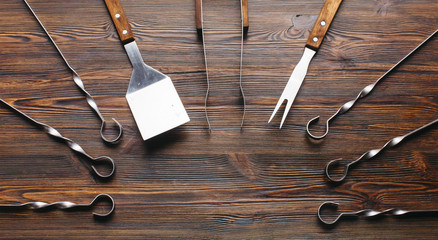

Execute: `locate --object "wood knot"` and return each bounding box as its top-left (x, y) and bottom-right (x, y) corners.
top-left (288, 14), bottom-right (318, 40)
top-left (227, 153), bottom-right (256, 180)
top-left (376, 0), bottom-right (402, 16)
top-left (291, 14), bottom-right (317, 30)
top-left (363, 199), bottom-right (379, 209)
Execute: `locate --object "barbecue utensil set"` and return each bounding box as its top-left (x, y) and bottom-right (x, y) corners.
top-left (1, 0), bottom-right (436, 224)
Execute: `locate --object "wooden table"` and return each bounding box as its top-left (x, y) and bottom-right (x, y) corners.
top-left (0, 0), bottom-right (437, 238)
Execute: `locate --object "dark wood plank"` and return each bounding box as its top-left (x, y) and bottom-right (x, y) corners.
top-left (0, 0), bottom-right (437, 238)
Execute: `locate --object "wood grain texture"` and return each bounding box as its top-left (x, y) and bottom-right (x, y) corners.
top-left (306, 0), bottom-right (343, 50)
top-left (0, 0), bottom-right (437, 239)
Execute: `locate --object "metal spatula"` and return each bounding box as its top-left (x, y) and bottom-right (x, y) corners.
top-left (104, 0), bottom-right (190, 141)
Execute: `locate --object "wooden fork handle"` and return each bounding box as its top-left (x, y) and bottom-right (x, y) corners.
top-left (104, 0), bottom-right (135, 44)
top-left (195, 0), bottom-right (202, 31)
top-left (305, 0), bottom-right (343, 50)
top-left (195, 0), bottom-right (249, 31)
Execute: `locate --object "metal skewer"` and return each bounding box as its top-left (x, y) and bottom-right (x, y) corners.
top-left (325, 118), bottom-right (438, 183)
top-left (0, 194), bottom-right (115, 218)
top-left (307, 28), bottom-right (438, 139)
top-left (23, 0), bottom-right (123, 144)
top-left (0, 98), bottom-right (116, 179)
top-left (318, 201), bottom-right (438, 225)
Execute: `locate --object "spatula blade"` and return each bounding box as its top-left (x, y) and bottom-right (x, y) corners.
top-left (126, 76), bottom-right (190, 141)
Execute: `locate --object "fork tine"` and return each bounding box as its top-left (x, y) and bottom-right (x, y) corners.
top-left (268, 97), bottom-right (286, 123)
top-left (279, 100), bottom-right (292, 128)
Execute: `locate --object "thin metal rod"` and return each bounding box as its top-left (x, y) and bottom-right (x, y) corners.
top-left (23, 0), bottom-right (123, 144)
top-left (0, 194), bottom-right (115, 218)
top-left (325, 118), bottom-right (438, 183)
top-left (307, 28), bottom-right (438, 139)
top-left (318, 201), bottom-right (438, 225)
top-left (0, 98), bottom-right (116, 179)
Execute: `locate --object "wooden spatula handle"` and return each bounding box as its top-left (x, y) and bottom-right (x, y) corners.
top-left (242, 0), bottom-right (249, 30)
top-left (104, 0), bottom-right (135, 44)
top-left (305, 0), bottom-right (343, 50)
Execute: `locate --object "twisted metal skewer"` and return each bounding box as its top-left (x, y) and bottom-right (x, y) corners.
top-left (0, 98), bottom-right (115, 179)
top-left (307, 28), bottom-right (438, 139)
top-left (23, 0), bottom-right (123, 144)
top-left (0, 194), bottom-right (115, 218)
top-left (318, 201), bottom-right (438, 225)
top-left (325, 118), bottom-right (438, 183)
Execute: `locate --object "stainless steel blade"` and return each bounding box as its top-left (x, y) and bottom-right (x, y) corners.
top-left (268, 47), bottom-right (316, 128)
top-left (124, 41), bottom-right (167, 93)
top-left (124, 41), bottom-right (190, 140)
top-left (268, 0), bottom-right (343, 128)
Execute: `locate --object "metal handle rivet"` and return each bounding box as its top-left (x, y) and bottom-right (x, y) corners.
top-left (313, 37), bottom-right (318, 42)
top-left (115, 13), bottom-right (121, 19)
top-left (122, 30), bottom-right (128, 35)
top-left (320, 20), bottom-right (326, 26)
